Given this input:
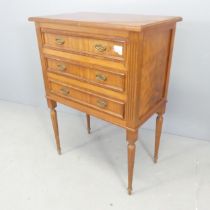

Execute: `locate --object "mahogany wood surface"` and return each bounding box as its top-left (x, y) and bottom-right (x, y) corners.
top-left (154, 114), bottom-right (164, 163)
top-left (29, 12), bottom-right (182, 32)
top-left (47, 99), bottom-right (61, 155)
top-left (29, 12), bottom-right (182, 195)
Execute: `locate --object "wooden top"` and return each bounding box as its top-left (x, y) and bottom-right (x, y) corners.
top-left (29, 12), bottom-right (182, 32)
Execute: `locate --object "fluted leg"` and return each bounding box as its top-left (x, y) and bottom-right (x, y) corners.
top-left (86, 114), bottom-right (91, 134)
top-left (48, 99), bottom-right (61, 155)
top-left (126, 129), bottom-right (138, 195)
top-left (154, 113), bottom-right (163, 163)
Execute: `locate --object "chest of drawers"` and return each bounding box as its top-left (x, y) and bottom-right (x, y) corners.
top-left (29, 12), bottom-right (182, 194)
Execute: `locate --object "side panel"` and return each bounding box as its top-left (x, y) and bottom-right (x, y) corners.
top-left (139, 25), bottom-right (176, 122)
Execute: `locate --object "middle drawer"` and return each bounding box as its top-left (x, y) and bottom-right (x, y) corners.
top-left (46, 57), bottom-right (125, 92)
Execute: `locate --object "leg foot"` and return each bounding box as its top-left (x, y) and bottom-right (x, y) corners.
top-left (86, 114), bottom-right (91, 134)
top-left (57, 148), bottom-right (62, 155)
top-left (154, 113), bottom-right (163, 163)
top-left (126, 129), bottom-right (138, 195)
top-left (128, 188), bottom-right (132, 195)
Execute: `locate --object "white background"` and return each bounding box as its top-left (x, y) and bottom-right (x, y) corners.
top-left (0, 0), bottom-right (209, 141)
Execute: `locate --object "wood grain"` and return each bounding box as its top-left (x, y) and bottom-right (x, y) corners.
top-left (43, 31), bottom-right (125, 61)
top-left (126, 129), bottom-right (138, 195)
top-left (47, 99), bottom-right (61, 155)
top-left (49, 80), bottom-right (125, 119)
top-left (46, 57), bottom-right (125, 92)
top-left (29, 12), bottom-right (182, 194)
top-left (154, 114), bottom-right (163, 163)
top-left (29, 12), bottom-right (182, 32)
top-left (139, 27), bottom-right (171, 118)
top-left (125, 32), bottom-right (143, 129)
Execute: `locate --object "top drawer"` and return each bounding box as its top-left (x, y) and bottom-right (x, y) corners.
top-left (42, 31), bottom-right (125, 61)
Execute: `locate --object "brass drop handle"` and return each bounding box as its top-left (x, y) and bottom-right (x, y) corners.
top-left (57, 63), bottom-right (66, 72)
top-left (55, 38), bottom-right (65, 45)
top-left (60, 87), bottom-right (70, 96)
top-left (96, 73), bottom-right (107, 82)
top-left (97, 99), bottom-right (107, 109)
top-left (95, 44), bottom-right (106, 52)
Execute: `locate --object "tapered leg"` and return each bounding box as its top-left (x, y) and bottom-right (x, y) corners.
top-left (154, 113), bottom-right (163, 163)
top-left (126, 129), bottom-right (138, 195)
top-left (48, 99), bottom-right (61, 155)
top-left (86, 114), bottom-right (91, 134)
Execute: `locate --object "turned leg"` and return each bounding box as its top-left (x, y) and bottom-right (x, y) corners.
top-left (126, 129), bottom-right (138, 195)
top-left (48, 99), bottom-right (61, 155)
top-left (154, 113), bottom-right (163, 163)
top-left (86, 113), bottom-right (91, 134)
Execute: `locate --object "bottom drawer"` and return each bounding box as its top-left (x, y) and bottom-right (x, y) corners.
top-left (49, 80), bottom-right (125, 119)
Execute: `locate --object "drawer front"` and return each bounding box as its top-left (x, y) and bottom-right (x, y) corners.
top-left (49, 80), bottom-right (125, 119)
top-left (46, 58), bottom-right (125, 92)
top-left (43, 32), bottom-right (125, 61)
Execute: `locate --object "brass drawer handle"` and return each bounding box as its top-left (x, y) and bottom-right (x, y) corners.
top-left (55, 38), bottom-right (65, 45)
top-left (96, 73), bottom-right (107, 82)
top-left (97, 99), bottom-right (107, 109)
top-left (95, 44), bottom-right (106, 52)
top-left (57, 63), bottom-right (66, 72)
top-left (60, 87), bottom-right (69, 96)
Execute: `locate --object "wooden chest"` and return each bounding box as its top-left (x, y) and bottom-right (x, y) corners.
top-left (29, 12), bottom-right (182, 194)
